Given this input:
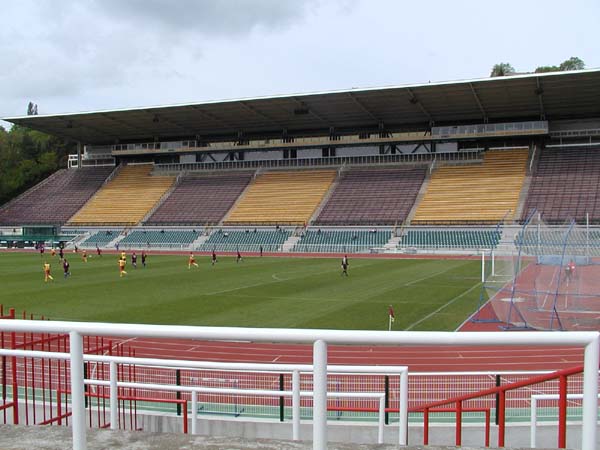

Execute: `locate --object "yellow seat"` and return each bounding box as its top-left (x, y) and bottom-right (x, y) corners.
top-left (412, 149), bottom-right (529, 224)
top-left (68, 165), bottom-right (175, 225)
top-left (224, 170), bottom-right (336, 225)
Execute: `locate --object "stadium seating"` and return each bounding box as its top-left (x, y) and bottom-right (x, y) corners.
top-left (412, 149), bottom-right (528, 224)
top-left (145, 172), bottom-right (253, 225)
top-left (521, 147), bottom-right (600, 224)
top-left (314, 166), bottom-right (427, 225)
top-left (293, 229), bottom-right (390, 253)
top-left (119, 230), bottom-right (200, 247)
top-left (79, 230), bottom-right (122, 247)
top-left (0, 167), bottom-right (113, 225)
top-left (224, 170), bottom-right (336, 225)
top-left (68, 165), bottom-right (175, 226)
top-left (401, 229), bottom-right (501, 249)
top-left (197, 229), bottom-right (291, 252)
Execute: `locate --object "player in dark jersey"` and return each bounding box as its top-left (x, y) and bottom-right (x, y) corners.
top-left (131, 252), bottom-right (138, 269)
top-left (236, 249), bottom-right (243, 263)
top-left (341, 255), bottom-right (349, 276)
top-left (63, 258), bottom-right (71, 278)
top-left (141, 251), bottom-right (147, 267)
top-left (211, 250), bottom-right (218, 266)
top-left (96, 245), bottom-right (102, 257)
top-left (59, 247), bottom-right (64, 260)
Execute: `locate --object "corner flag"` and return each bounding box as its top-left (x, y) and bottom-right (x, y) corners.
top-left (388, 305), bottom-right (395, 331)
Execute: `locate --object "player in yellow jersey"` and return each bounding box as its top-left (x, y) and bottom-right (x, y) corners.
top-left (188, 252), bottom-right (199, 269)
top-left (119, 258), bottom-right (127, 277)
top-left (82, 249), bottom-right (88, 263)
top-left (43, 262), bottom-right (54, 282)
top-left (121, 251), bottom-right (126, 262)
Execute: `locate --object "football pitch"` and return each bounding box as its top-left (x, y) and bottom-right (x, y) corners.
top-left (0, 252), bottom-right (482, 331)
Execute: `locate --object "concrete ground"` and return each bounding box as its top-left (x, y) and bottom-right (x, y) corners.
top-left (0, 425), bottom-right (566, 450)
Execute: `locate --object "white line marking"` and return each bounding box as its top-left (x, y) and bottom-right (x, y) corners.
top-left (405, 283), bottom-right (481, 331)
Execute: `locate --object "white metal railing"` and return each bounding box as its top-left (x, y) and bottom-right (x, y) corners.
top-left (0, 321), bottom-right (597, 450)
top-left (0, 347), bottom-right (407, 446)
top-left (530, 393), bottom-right (600, 448)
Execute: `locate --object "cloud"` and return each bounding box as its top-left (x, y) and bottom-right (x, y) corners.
top-left (92, 0), bottom-right (320, 38)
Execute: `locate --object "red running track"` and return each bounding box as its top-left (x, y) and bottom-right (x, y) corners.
top-left (116, 337), bottom-right (586, 372)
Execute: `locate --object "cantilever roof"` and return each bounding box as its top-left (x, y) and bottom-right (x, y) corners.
top-left (4, 69), bottom-right (600, 145)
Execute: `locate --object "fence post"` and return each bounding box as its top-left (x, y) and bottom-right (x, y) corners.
top-left (109, 361), bottom-right (118, 430)
top-left (399, 369), bottom-right (408, 446)
top-left (378, 396), bottom-right (385, 444)
top-left (292, 369), bottom-right (300, 441)
top-left (384, 375), bottom-right (389, 425)
top-left (581, 337), bottom-right (598, 450)
top-left (69, 331), bottom-right (86, 450)
top-left (313, 339), bottom-right (327, 450)
top-left (176, 369), bottom-right (181, 416)
top-left (9, 308), bottom-right (18, 425)
top-left (495, 374), bottom-right (501, 425)
top-left (191, 391), bottom-right (197, 435)
top-left (279, 373), bottom-right (284, 422)
top-left (455, 400), bottom-right (462, 446)
top-left (558, 375), bottom-right (567, 448)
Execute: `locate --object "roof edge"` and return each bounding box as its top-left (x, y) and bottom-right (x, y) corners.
top-left (4, 68), bottom-right (600, 123)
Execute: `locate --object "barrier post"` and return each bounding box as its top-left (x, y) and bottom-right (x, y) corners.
top-left (399, 369), bottom-right (408, 446)
top-left (378, 396), bottom-right (384, 444)
top-left (558, 375), bottom-right (567, 448)
top-left (581, 337), bottom-right (599, 450)
top-left (292, 369), bottom-right (300, 441)
top-left (455, 400), bottom-right (462, 446)
top-left (384, 375), bottom-right (389, 425)
top-left (313, 340), bottom-right (327, 450)
top-left (109, 362), bottom-right (118, 430)
top-left (279, 373), bottom-right (284, 422)
top-left (191, 391), bottom-right (197, 435)
top-left (176, 369), bottom-right (181, 416)
top-left (69, 331), bottom-right (86, 450)
top-left (9, 308), bottom-right (18, 425)
top-left (530, 397), bottom-right (537, 448)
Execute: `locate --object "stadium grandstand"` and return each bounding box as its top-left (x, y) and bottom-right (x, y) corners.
top-left (2, 70), bottom-right (600, 256)
top-left (2, 69), bottom-right (600, 449)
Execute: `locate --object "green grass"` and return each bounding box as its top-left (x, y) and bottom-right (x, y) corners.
top-left (0, 252), bottom-right (482, 330)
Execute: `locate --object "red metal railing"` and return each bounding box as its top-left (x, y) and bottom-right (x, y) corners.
top-left (55, 389), bottom-right (188, 434)
top-left (409, 365), bottom-right (583, 448)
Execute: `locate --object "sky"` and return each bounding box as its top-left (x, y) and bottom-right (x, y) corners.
top-left (0, 0), bottom-right (599, 127)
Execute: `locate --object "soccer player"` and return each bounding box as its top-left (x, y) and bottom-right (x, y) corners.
top-left (341, 254), bottom-right (349, 276)
top-left (141, 251), bottom-right (147, 268)
top-left (58, 247), bottom-right (64, 260)
top-left (259, 245), bottom-right (263, 257)
top-left (82, 249), bottom-right (88, 263)
top-left (568, 259), bottom-right (576, 281)
top-left (188, 252), bottom-right (199, 269)
top-left (211, 250), bottom-right (218, 266)
top-left (63, 258), bottom-right (71, 278)
top-left (236, 250), bottom-right (243, 263)
top-left (39, 244), bottom-right (45, 258)
top-left (119, 258), bottom-right (127, 277)
top-left (43, 262), bottom-right (54, 282)
top-left (96, 245), bottom-right (102, 257)
top-left (131, 252), bottom-right (137, 269)
top-left (51, 248), bottom-right (56, 257)
top-left (121, 251), bottom-right (126, 262)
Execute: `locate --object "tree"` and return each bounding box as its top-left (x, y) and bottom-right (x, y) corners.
top-left (535, 57), bottom-right (585, 74)
top-left (490, 63), bottom-right (515, 77)
top-left (27, 102), bottom-right (38, 116)
top-left (559, 57), bottom-right (585, 71)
